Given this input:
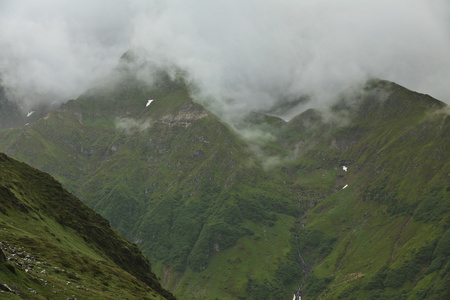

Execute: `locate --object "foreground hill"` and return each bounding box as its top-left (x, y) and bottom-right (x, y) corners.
top-left (0, 153), bottom-right (174, 299)
top-left (0, 55), bottom-right (449, 299)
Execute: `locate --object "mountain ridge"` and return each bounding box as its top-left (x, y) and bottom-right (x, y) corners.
top-left (0, 152), bottom-right (175, 299)
top-left (0, 65), bottom-right (449, 299)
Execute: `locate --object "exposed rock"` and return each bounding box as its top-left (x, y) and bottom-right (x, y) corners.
top-left (159, 103), bottom-right (208, 127)
top-left (0, 284), bottom-right (13, 293)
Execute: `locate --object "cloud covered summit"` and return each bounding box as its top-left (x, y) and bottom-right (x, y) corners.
top-left (1, 0), bottom-right (449, 115)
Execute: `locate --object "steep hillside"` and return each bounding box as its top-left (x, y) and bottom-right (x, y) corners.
top-left (0, 60), bottom-right (303, 299)
top-left (0, 153), bottom-right (174, 299)
top-left (1, 54), bottom-right (449, 299)
top-left (274, 80), bottom-right (450, 299)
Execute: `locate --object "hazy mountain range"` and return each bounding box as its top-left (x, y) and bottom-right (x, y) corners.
top-left (0, 54), bottom-right (449, 299)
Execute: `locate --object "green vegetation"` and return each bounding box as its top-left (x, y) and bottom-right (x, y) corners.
top-left (0, 153), bottom-right (174, 299)
top-left (288, 81), bottom-right (450, 299)
top-left (0, 62), bottom-right (306, 299)
top-left (1, 62), bottom-right (449, 300)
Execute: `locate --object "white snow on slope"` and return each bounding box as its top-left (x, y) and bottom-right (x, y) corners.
top-left (27, 111), bottom-right (35, 117)
top-left (146, 99), bottom-right (153, 107)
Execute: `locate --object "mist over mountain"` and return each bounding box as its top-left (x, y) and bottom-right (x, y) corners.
top-left (1, 0), bottom-right (449, 119)
top-left (1, 59), bottom-right (449, 298)
top-left (1, 1), bottom-right (450, 299)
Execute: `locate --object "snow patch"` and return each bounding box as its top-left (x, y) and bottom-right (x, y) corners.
top-left (146, 99), bottom-right (153, 107)
top-left (27, 111), bottom-right (35, 117)
top-left (342, 166), bottom-right (348, 172)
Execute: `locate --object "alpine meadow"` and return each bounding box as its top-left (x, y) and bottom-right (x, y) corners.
top-left (1, 1), bottom-right (450, 299)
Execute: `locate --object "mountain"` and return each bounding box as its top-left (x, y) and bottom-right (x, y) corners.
top-left (0, 153), bottom-right (175, 299)
top-left (0, 79), bottom-right (60, 130)
top-left (0, 82), bottom-right (23, 130)
top-left (0, 56), bottom-right (449, 299)
top-left (275, 80), bottom-right (450, 299)
top-left (0, 60), bottom-right (303, 299)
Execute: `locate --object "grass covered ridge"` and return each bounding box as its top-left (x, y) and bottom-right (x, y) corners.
top-left (0, 153), bottom-right (174, 299)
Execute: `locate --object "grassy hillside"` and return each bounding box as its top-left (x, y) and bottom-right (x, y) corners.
top-left (1, 57), bottom-right (449, 300)
top-left (0, 153), bottom-right (175, 299)
top-left (281, 80), bottom-right (450, 299)
top-left (0, 61), bottom-right (304, 299)
top-left (212, 79), bottom-right (450, 299)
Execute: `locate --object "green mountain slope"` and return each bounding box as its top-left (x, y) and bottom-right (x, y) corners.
top-left (242, 79), bottom-right (449, 299)
top-left (289, 80), bottom-right (450, 299)
top-left (1, 54), bottom-right (449, 300)
top-left (0, 153), bottom-right (174, 299)
top-left (0, 60), bottom-right (303, 299)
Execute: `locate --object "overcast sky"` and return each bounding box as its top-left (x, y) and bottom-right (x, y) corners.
top-left (1, 0), bottom-right (449, 115)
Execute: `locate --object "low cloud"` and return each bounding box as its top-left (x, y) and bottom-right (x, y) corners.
top-left (115, 117), bottom-right (152, 134)
top-left (0, 0), bottom-right (132, 107)
top-left (1, 0), bottom-right (449, 117)
top-left (129, 0), bottom-right (450, 120)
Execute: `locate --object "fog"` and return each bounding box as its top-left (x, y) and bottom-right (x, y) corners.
top-left (0, 0), bottom-right (132, 107)
top-left (1, 0), bottom-right (449, 116)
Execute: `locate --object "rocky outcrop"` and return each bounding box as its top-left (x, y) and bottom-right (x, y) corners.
top-left (159, 103), bottom-right (208, 127)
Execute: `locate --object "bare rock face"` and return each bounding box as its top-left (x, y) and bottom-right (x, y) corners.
top-left (159, 102), bottom-right (208, 127)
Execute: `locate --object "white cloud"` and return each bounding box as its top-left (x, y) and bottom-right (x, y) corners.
top-left (0, 0), bottom-right (132, 106)
top-left (1, 0), bottom-right (449, 115)
top-left (115, 117), bottom-right (152, 134)
top-left (129, 0), bottom-right (450, 119)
